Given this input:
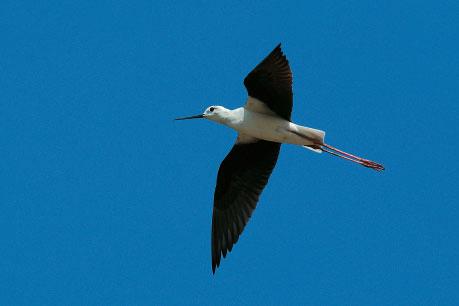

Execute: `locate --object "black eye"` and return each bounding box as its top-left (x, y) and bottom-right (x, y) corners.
top-left (209, 107), bottom-right (215, 112)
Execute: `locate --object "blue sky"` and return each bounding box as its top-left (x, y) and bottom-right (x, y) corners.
top-left (1, 0), bottom-right (458, 305)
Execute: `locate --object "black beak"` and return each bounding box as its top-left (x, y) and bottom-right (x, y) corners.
top-left (174, 114), bottom-right (204, 120)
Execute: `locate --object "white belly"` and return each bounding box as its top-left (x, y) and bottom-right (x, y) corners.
top-left (229, 108), bottom-right (325, 146)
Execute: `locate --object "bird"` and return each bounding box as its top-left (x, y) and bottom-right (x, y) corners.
top-left (175, 44), bottom-right (384, 274)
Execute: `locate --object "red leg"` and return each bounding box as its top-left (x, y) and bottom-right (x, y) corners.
top-left (321, 143), bottom-right (384, 171)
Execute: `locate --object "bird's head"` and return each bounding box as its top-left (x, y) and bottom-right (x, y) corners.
top-left (175, 105), bottom-right (231, 124)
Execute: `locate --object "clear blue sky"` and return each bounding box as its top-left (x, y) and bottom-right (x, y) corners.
top-left (1, 1), bottom-right (458, 305)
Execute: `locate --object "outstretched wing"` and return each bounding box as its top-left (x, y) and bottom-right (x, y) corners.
top-left (243, 43), bottom-right (293, 120)
top-left (211, 139), bottom-right (281, 273)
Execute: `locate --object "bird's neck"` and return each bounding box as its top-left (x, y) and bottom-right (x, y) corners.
top-left (221, 108), bottom-right (244, 127)
top-left (207, 107), bottom-right (245, 132)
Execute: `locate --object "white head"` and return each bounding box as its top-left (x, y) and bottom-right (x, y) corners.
top-left (175, 105), bottom-right (231, 124)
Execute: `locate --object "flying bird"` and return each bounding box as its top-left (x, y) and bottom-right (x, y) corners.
top-left (175, 44), bottom-right (384, 273)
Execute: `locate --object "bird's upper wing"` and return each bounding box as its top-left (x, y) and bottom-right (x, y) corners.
top-left (243, 43), bottom-right (293, 120)
top-left (211, 138), bottom-right (280, 273)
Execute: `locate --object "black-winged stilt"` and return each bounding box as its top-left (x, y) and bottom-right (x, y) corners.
top-left (176, 44), bottom-right (384, 273)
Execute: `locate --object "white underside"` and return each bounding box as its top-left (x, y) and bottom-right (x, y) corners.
top-left (229, 97), bottom-right (325, 148)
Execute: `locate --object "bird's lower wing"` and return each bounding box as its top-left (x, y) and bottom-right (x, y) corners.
top-left (212, 139), bottom-right (281, 273)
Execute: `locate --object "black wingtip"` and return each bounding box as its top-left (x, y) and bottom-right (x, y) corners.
top-left (212, 261), bottom-right (218, 274)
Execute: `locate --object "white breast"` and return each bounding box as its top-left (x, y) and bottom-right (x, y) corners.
top-left (225, 98), bottom-right (325, 146)
top-left (227, 107), bottom-right (325, 146)
top-left (229, 108), bottom-right (290, 142)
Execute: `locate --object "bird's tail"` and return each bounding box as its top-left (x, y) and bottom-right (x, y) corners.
top-left (294, 126), bottom-right (325, 154)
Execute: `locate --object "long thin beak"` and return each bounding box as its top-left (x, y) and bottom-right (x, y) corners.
top-left (174, 114), bottom-right (204, 121)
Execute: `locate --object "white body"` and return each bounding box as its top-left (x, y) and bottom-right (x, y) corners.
top-left (206, 97), bottom-right (325, 147)
top-left (227, 107), bottom-right (325, 146)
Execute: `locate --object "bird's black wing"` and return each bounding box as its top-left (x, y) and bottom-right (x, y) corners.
top-left (211, 140), bottom-right (280, 273)
top-left (243, 43), bottom-right (293, 120)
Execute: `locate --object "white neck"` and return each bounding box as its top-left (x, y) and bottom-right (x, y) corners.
top-left (208, 107), bottom-right (243, 126)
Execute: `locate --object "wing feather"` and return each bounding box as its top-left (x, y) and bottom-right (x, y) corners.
top-left (243, 44), bottom-right (293, 120)
top-left (211, 140), bottom-right (281, 273)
